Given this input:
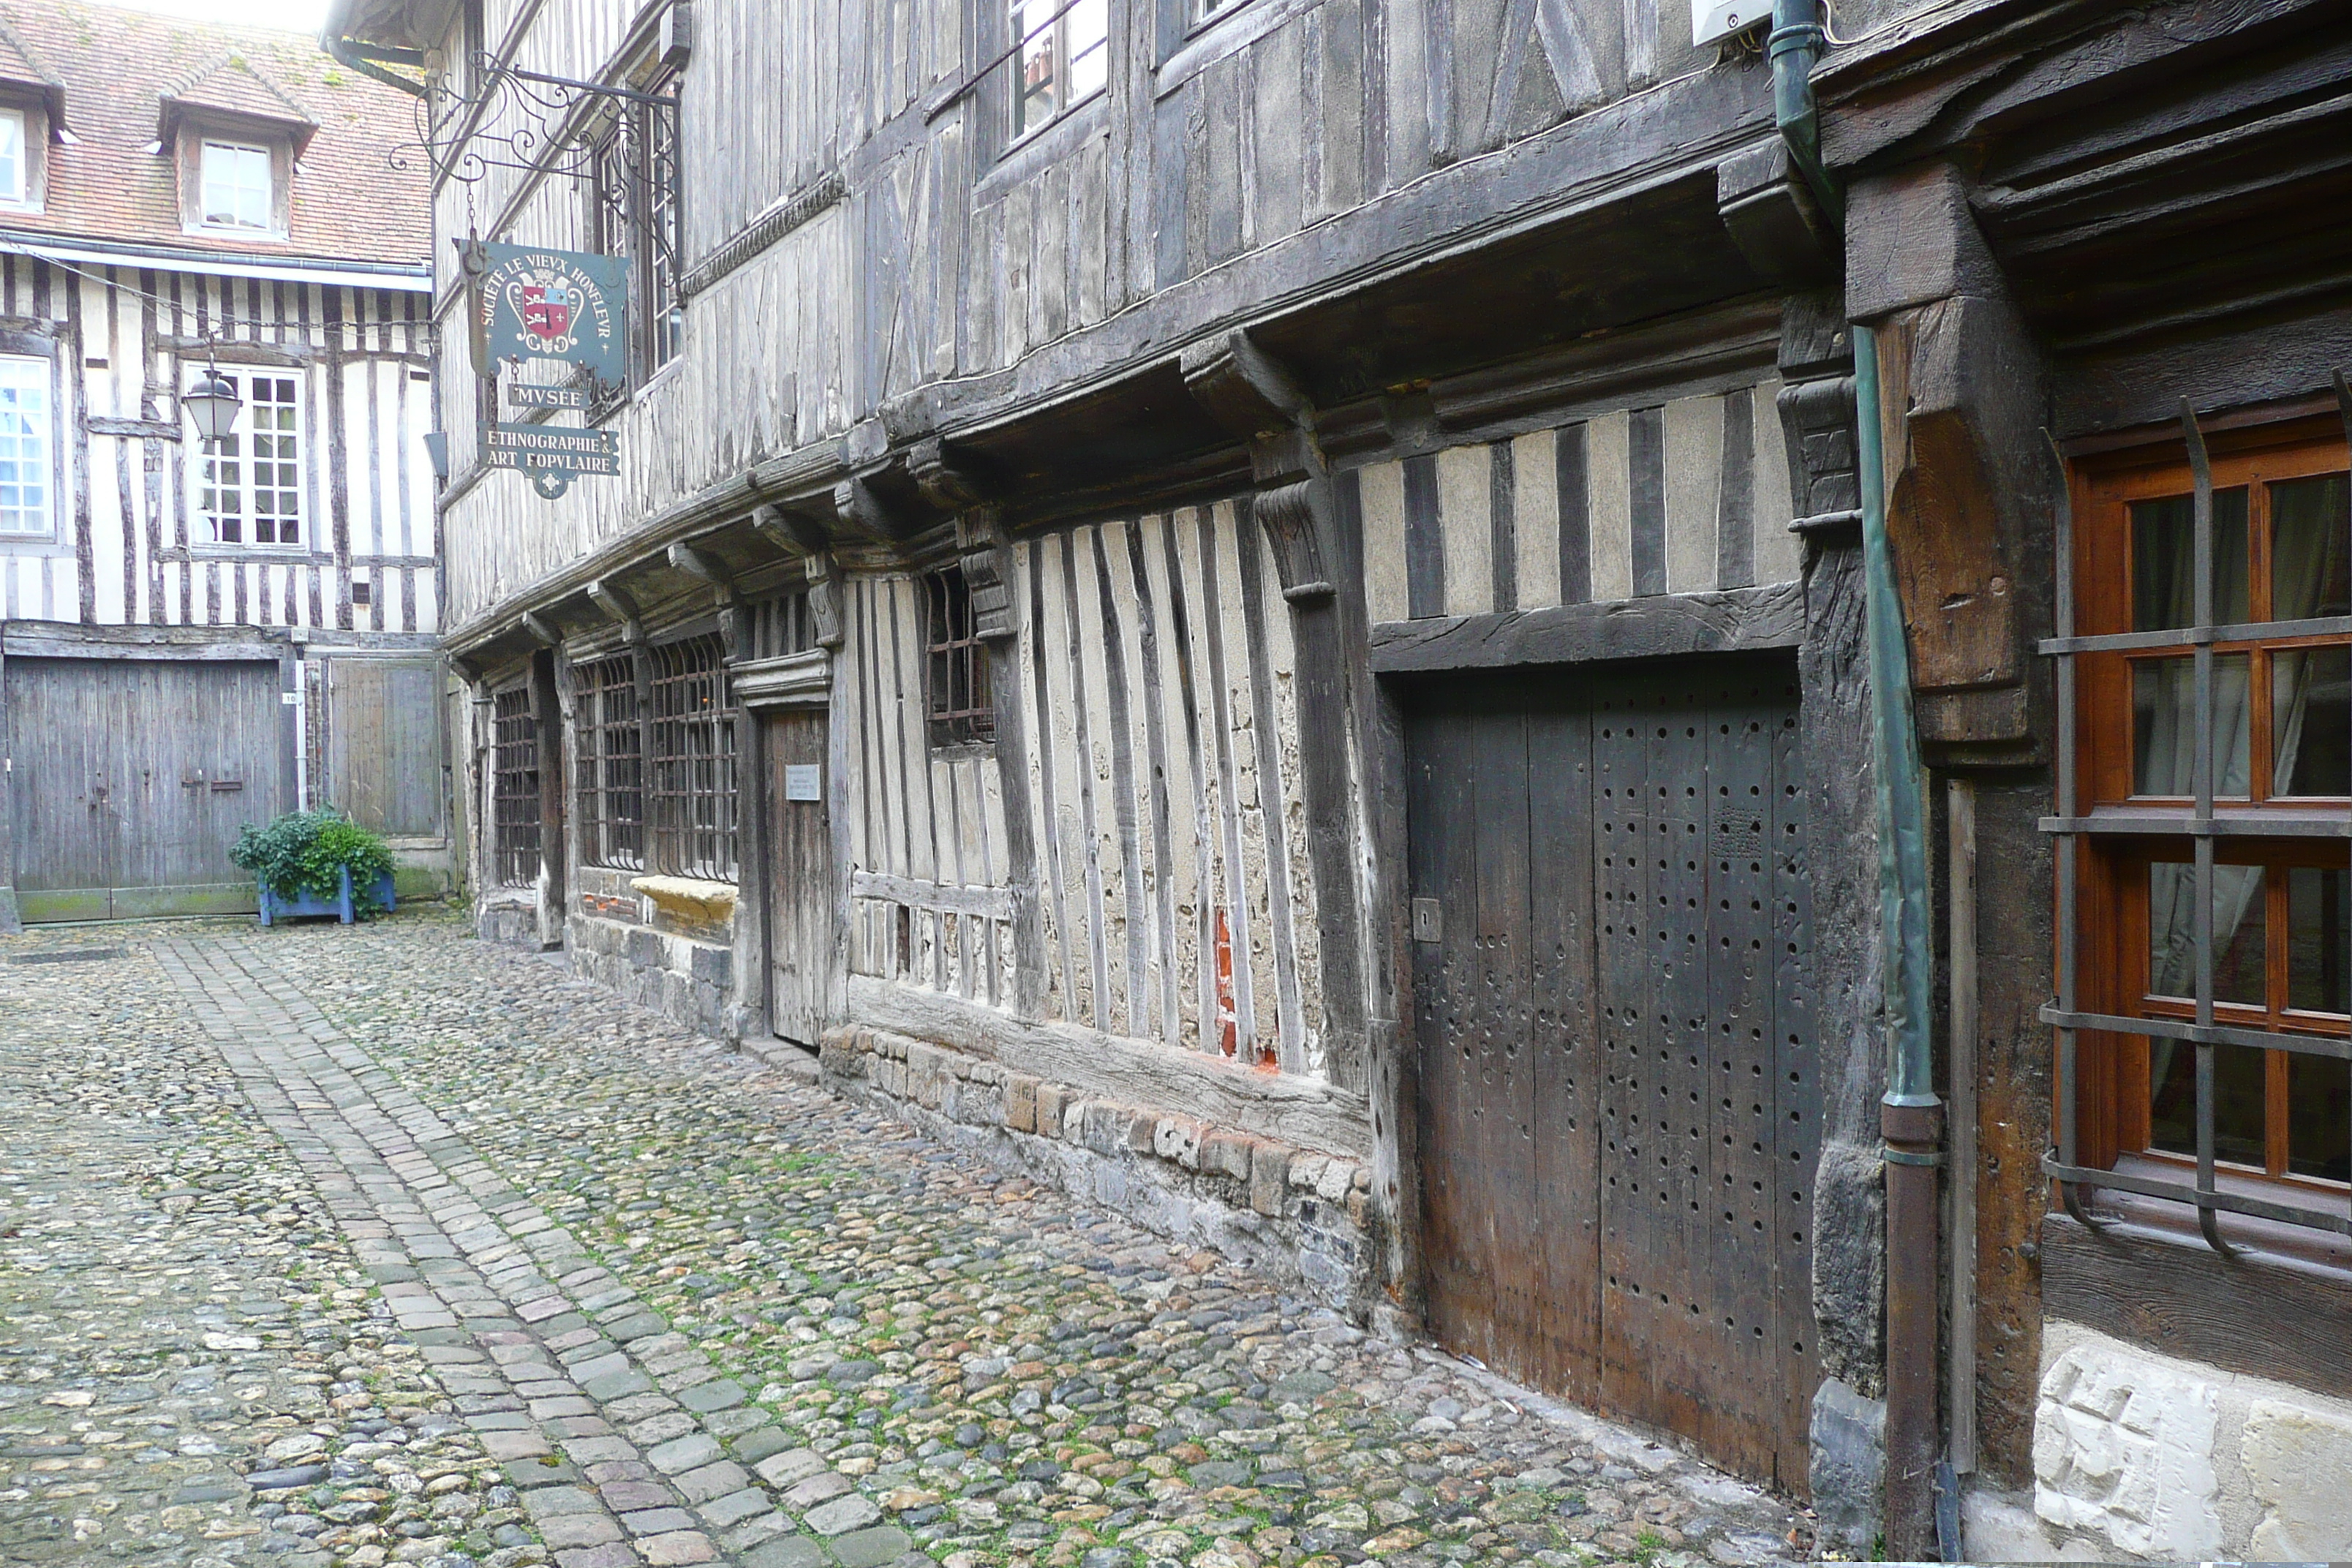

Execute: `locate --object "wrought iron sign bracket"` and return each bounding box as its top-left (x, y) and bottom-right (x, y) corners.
top-left (400, 53), bottom-right (681, 276)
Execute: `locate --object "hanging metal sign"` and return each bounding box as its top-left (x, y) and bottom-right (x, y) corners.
top-left (475, 241), bottom-right (628, 387)
top-left (510, 382), bottom-right (589, 410)
top-left (485, 422), bottom-right (619, 500)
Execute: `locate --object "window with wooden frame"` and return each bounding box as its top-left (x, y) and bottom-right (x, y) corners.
top-left (2049, 410), bottom-right (2351, 1243)
top-left (924, 566), bottom-right (995, 747)
top-left (0, 353), bottom-right (52, 537)
top-left (573, 652), bottom-right (644, 869)
top-left (0, 108), bottom-right (29, 206)
top-left (192, 369), bottom-right (302, 546)
top-left (590, 67), bottom-right (682, 388)
top-left (491, 685), bottom-right (543, 888)
top-left (1010, 0), bottom-right (1108, 140)
top-left (645, 635), bottom-right (737, 881)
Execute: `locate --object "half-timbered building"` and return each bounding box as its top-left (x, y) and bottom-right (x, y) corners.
top-left (0, 1), bottom-right (445, 926)
top-left (328, 0), bottom-right (2352, 1551)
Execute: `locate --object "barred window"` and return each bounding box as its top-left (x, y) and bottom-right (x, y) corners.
top-left (925, 567), bottom-right (995, 747)
top-left (747, 587), bottom-right (816, 660)
top-left (491, 685), bottom-right (541, 888)
top-left (592, 67), bottom-right (682, 385)
top-left (573, 654), bottom-right (643, 868)
top-left (647, 636), bottom-right (737, 880)
top-left (2048, 412), bottom-right (2350, 1246)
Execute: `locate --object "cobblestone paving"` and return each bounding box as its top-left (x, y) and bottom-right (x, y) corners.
top-left (1, 910), bottom-right (1813, 1568)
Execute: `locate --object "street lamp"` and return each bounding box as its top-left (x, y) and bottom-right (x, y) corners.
top-left (184, 362), bottom-right (242, 448)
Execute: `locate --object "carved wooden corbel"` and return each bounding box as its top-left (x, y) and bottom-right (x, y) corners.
top-left (956, 506), bottom-right (1017, 642)
top-left (668, 541), bottom-right (745, 656)
top-left (519, 611), bottom-right (561, 647)
top-left (801, 547), bottom-right (845, 649)
top-left (586, 579), bottom-right (645, 646)
top-left (1180, 331), bottom-right (1336, 603)
top-left (909, 436), bottom-right (987, 513)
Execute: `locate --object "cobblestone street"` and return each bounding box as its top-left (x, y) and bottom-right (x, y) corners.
top-left (1, 911), bottom-right (1810, 1568)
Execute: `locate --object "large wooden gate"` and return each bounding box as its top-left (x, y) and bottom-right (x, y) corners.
top-left (766, 708), bottom-right (840, 1046)
top-left (9, 657), bottom-right (286, 921)
top-left (1406, 657), bottom-right (1819, 1489)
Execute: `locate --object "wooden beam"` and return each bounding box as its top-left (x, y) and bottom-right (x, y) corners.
top-left (2042, 1213), bottom-right (2352, 1403)
top-left (1368, 580), bottom-right (1807, 674)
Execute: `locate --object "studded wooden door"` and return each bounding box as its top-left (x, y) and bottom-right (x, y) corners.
top-left (1406, 657), bottom-right (1818, 1490)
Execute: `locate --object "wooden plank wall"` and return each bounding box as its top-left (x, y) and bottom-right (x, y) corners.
top-left (839, 573), bottom-right (1017, 1005)
top-left (0, 254), bottom-right (437, 633)
top-left (1358, 382), bottom-right (1798, 622)
top-left (1012, 502), bottom-right (1322, 1074)
top-left (829, 504), bottom-right (1327, 1073)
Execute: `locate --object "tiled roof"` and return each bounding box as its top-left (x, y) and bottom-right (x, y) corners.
top-left (0, 0), bottom-right (427, 269)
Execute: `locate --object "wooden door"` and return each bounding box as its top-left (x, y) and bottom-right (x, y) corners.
top-left (766, 707), bottom-right (839, 1047)
top-left (326, 657), bottom-right (445, 837)
top-left (1406, 658), bottom-right (1819, 1490)
top-left (8, 657), bottom-right (285, 921)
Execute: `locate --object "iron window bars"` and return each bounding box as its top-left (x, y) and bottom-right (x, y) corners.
top-left (573, 653), bottom-right (644, 869)
top-left (592, 69), bottom-right (682, 383)
top-left (645, 636), bottom-right (738, 881)
top-left (925, 567), bottom-right (995, 747)
top-left (491, 685), bottom-right (541, 889)
top-left (2042, 382), bottom-right (2352, 1252)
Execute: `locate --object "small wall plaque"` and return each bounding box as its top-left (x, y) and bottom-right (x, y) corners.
top-left (784, 764), bottom-right (822, 802)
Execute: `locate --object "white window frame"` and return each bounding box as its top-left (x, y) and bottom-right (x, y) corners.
top-left (1010, 0), bottom-right (1109, 143)
top-left (0, 353), bottom-right (53, 538)
top-left (0, 108), bottom-right (27, 207)
top-left (189, 366), bottom-right (304, 549)
top-left (198, 139), bottom-right (274, 233)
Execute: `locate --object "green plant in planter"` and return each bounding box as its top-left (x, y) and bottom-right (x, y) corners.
top-left (230, 809), bottom-right (397, 917)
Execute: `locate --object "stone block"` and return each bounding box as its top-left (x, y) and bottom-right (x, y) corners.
top-left (740, 1535), bottom-right (826, 1568)
top-left (829, 1524), bottom-right (912, 1568)
top-left (2032, 1340), bottom-right (2222, 1560)
top-left (2243, 1398), bottom-right (2352, 1560)
top-left (1201, 1132), bottom-right (1254, 1180)
top-left (1288, 1152), bottom-right (1331, 1191)
top-left (1036, 1083), bottom-right (1069, 1136)
top-left (1250, 1143), bottom-right (1291, 1216)
top-left (647, 1433), bottom-right (723, 1477)
top-left (802, 1493), bottom-right (882, 1537)
top-left (626, 927), bottom-right (664, 969)
top-left (1078, 1101), bottom-right (1129, 1158)
top-left (1315, 1159), bottom-right (1354, 1202)
top-left (676, 1459), bottom-right (750, 1502)
top-left (1807, 1379), bottom-right (1883, 1558)
top-left (688, 943), bottom-right (731, 986)
top-left (754, 1448), bottom-right (827, 1488)
top-left (1156, 1117), bottom-right (1203, 1169)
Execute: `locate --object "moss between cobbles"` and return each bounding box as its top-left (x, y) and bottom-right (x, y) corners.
top-left (189, 908), bottom-right (1814, 1568)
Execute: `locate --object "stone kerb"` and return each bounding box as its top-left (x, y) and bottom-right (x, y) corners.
top-left (818, 1024), bottom-right (1372, 1308)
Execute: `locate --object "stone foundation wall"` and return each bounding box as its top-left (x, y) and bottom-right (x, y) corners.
top-left (554, 867), bottom-right (739, 1040)
top-left (819, 1024), bottom-right (1377, 1314)
top-left (2018, 1321), bottom-right (2352, 1561)
top-left (476, 898), bottom-right (546, 951)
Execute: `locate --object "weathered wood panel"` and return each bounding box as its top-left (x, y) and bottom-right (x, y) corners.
top-left (1408, 659), bottom-right (1817, 1491)
top-left (325, 656), bottom-right (446, 837)
top-left (7, 656), bottom-right (285, 919)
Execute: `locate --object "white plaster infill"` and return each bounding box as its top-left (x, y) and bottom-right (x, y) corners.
top-left (628, 875), bottom-right (737, 925)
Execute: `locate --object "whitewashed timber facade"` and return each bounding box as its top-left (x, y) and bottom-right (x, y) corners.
top-left (0, 2), bottom-right (445, 924)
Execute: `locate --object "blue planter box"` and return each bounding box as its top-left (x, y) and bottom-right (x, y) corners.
top-left (257, 865), bottom-right (396, 927)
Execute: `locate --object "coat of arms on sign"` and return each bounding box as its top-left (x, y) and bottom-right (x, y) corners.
top-left (516, 271), bottom-right (578, 352)
top-left (471, 241), bottom-right (629, 389)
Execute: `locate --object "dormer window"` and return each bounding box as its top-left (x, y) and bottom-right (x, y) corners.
top-left (0, 108), bottom-right (25, 204)
top-left (200, 139), bottom-right (271, 230)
